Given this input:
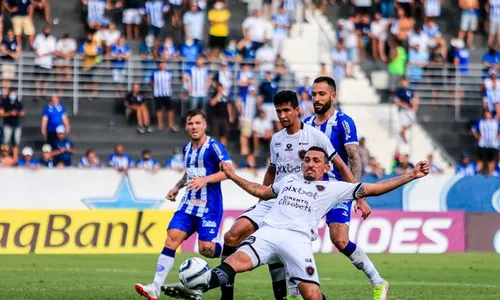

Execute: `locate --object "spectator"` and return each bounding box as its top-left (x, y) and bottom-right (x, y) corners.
top-left (95, 23), bottom-right (121, 55)
top-left (369, 12), bottom-right (388, 61)
top-left (136, 149), bottom-right (160, 172)
top-left (471, 109), bottom-right (499, 175)
top-left (407, 44), bottom-right (429, 81)
top-left (358, 137), bottom-right (370, 173)
top-left (109, 143), bottom-right (134, 173)
top-left (139, 35), bottom-right (159, 84)
top-left (338, 18), bottom-right (358, 78)
top-left (458, 0), bottom-right (479, 48)
top-left (242, 9), bottom-right (268, 51)
top-left (236, 85), bottom-right (258, 155)
top-left (110, 36), bottom-right (131, 89)
top-left (455, 151), bottom-right (477, 175)
top-left (41, 95), bottom-right (71, 146)
top-left (366, 156), bottom-right (384, 178)
top-left (427, 153), bottom-right (444, 173)
top-left (31, 0), bottom-right (51, 24)
top-left (259, 69), bottom-right (283, 129)
top-left (424, 0), bottom-right (442, 19)
top-left (125, 83), bottom-right (153, 133)
top-left (354, 14), bottom-right (371, 61)
top-left (79, 32), bottom-right (103, 98)
top-left (237, 37), bottom-right (257, 62)
top-left (165, 147), bottom-right (184, 171)
top-left (194, 0), bottom-right (206, 11)
top-left (207, 0), bottom-right (231, 61)
top-left (180, 37), bottom-right (202, 68)
top-left (282, 0), bottom-right (299, 23)
top-left (118, 0), bottom-right (142, 40)
top-left (221, 39), bottom-right (241, 66)
top-left (183, 2), bottom-right (205, 44)
top-left (298, 89), bottom-right (314, 120)
top-left (51, 125), bottom-right (73, 167)
top-left (238, 63), bottom-right (257, 102)
top-left (388, 39), bottom-right (408, 95)
top-left (252, 109), bottom-right (274, 156)
top-left (391, 7), bottom-right (414, 43)
top-left (214, 61), bottom-right (232, 98)
top-left (184, 56), bottom-right (210, 111)
top-left (394, 153), bottom-right (415, 174)
top-left (0, 88), bottom-right (24, 161)
top-left (331, 39), bottom-right (347, 94)
top-left (17, 146), bottom-right (41, 168)
top-left (482, 46), bottom-right (500, 77)
top-left (0, 144), bottom-right (15, 166)
top-left (395, 0), bottom-right (412, 17)
top-left (159, 36), bottom-right (179, 61)
top-left (317, 62), bottom-right (331, 77)
top-left (168, 0), bottom-right (182, 28)
top-left (481, 69), bottom-right (500, 113)
top-left (408, 24), bottom-right (430, 54)
top-left (487, 0), bottom-right (500, 48)
top-left (271, 6), bottom-right (291, 57)
top-left (54, 33), bottom-right (77, 94)
top-left (5, 0), bottom-right (35, 47)
top-left (78, 149), bottom-right (102, 168)
top-left (423, 18), bottom-right (445, 52)
top-left (140, 0), bottom-right (169, 38)
top-left (297, 76), bottom-right (312, 97)
top-left (255, 39), bottom-right (276, 73)
top-left (151, 61), bottom-right (177, 131)
top-left (33, 26), bottom-right (57, 101)
top-left (82, 0), bottom-right (112, 30)
top-left (39, 143), bottom-right (55, 168)
top-left (208, 80), bottom-right (233, 146)
top-left (394, 77), bottom-right (419, 143)
top-left (0, 29), bottom-right (21, 90)
top-left (451, 38), bottom-right (469, 75)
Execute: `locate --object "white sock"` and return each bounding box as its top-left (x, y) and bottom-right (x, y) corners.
top-left (152, 247), bottom-right (176, 293)
top-left (348, 245), bottom-right (384, 286)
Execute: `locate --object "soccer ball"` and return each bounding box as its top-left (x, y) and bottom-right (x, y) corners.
top-left (178, 257), bottom-right (211, 289)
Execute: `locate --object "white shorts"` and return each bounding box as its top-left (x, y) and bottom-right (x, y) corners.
top-left (399, 109), bottom-right (415, 127)
top-left (238, 226), bottom-right (320, 285)
top-left (490, 19), bottom-right (500, 35)
top-left (424, 4), bottom-right (441, 17)
top-left (262, 103), bottom-right (278, 122)
top-left (460, 13), bottom-right (478, 31)
top-left (239, 199), bottom-right (275, 228)
top-left (123, 8), bottom-right (142, 25)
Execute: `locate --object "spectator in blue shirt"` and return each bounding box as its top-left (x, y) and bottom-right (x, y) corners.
top-left (78, 149), bottom-right (102, 168)
top-left (455, 152), bottom-right (477, 176)
top-left (180, 37), bottom-right (202, 68)
top-left (221, 39), bottom-right (241, 67)
top-left (296, 76), bottom-right (312, 98)
top-left (165, 147), bottom-right (184, 171)
top-left (136, 149), bottom-right (160, 172)
top-left (238, 37), bottom-right (257, 62)
top-left (52, 125), bottom-right (74, 167)
top-left (451, 38), bottom-right (469, 74)
top-left (111, 36), bottom-right (130, 94)
top-left (41, 95), bottom-right (71, 147)
top-left (139, 35), bottom-right (160, 84)
top-left (39, 143), bottom-right (55, 168)
top-left (482, 46), bottom-right (500, 77)
top-left (109, 143), bottom-right (134, 173)
top-left (17, 146), bottom-right (41, 168)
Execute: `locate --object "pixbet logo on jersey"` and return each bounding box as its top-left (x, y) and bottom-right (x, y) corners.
top-left (276, 164), bottom-right (302, 176)
top-left (282, 185), bottom-right (319, 200)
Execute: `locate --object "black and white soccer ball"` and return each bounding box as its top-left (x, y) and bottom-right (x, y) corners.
top-left (178, 257), bottom-right (211, 289)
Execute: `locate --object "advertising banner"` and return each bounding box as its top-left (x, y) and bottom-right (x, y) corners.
top-left (466, 214), bottom-right (500, 253)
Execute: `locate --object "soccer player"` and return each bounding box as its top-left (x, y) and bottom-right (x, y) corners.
top-left (304, 76), bottom-right (389, 299)
top-left (135, 110), bottom-right (232, 300)
top-left (173, 148), bottom-right (429, 300)
top-left (210, 90), bottom-right (360, 300)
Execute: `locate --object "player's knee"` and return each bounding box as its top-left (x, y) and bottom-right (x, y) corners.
top-left (224, 228), bottom-right (244, 246)
top-left (299, 286), bottom-right (322, 300)
top-left (329, 225), bottom-right (349, 250)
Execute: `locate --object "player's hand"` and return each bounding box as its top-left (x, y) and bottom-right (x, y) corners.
top-left (187, 177), bottom-right (208, 192)
top-left (354, 198), bottom-right (371, 220)
top-left (220, 161), bottom-right (235, 179)
top-left (166, 187), bottom-right (179, 202)
top-left (412, 161), bottom-right (430, 179)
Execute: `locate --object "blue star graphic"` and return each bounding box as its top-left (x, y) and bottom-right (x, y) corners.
top-left (82, 177), bottom-right (164, 209)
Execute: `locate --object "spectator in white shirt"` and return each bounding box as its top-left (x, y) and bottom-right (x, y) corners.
top-left (408, 24), bottom-right (430, 54)
top-left (252, 109), bottom-right (274, 156)
top-left (95, 22), bottom-right (121, 55)
top-left (54, 33), bottom-right (77, 95)
top-left (183, 3), bottom-right (205, 44)
top-left (369, 12), bottom-right (387, 61)
top-left (255, 39), bottom-right (276, 73)
top-left (33, 27), bottom-right (57, 101)
top-left (338, 18), bottom-right (358, 77)
top-left (242, 9), bottom-right (268, 51)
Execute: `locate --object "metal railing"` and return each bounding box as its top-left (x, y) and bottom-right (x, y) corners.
top-left (0, 52), bottom-right (297, 116)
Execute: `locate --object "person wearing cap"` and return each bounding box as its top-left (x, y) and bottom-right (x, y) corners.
top-left (17, 146), bottom-right (40, 168)
top-left (236, 84), bottom-right (257, 155)
top-left (78, 149), bottom-right (102, 168)
top-left (40, 143), bottom-right (55, 168)
top-left (0, 87), bottom-right (24, 162)
top-left (0, 144), bottom-right (15, 166)
top-left (41, 95), bottom-right (70, 147)
top-left (51, 125), bottom-right (74, 167)
top-left (394, 77), bottom-right (419, 143)
top-left (136, 149), bottom-right (160, 172)
top-left (480, 69), bottom-right (500, 114)
top-left (455, 151), bottom-right (477, 176)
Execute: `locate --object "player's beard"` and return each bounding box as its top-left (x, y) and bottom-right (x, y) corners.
top-left (313, 100), bottom-right (332, 115)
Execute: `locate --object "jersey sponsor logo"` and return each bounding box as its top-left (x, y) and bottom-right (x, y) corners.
top-left (202, 220), bottom-right (217, 228)
top-left (299, 142), bottom-right (309, 146)
top-left (282, 185), bottom-right (319, 200)
top-left (298, 150), bottom-right (306, 160)
top-left (342, 120), bottom-right (351, 140)
top-left (316, 185), bottom-right (325, 192)
top-left (332, 202), bottom-right (349, 210)
top-left (305, 258), bottom-right (313, 263)
top-left (285, 143), bottom-right (293, 151)
top-left (305, 266), bottom-right (315, 277)
top-left (275, 142), bottom-right (282, 147)
top-left (242, 236), bottom-right (256, 245)
top-left (276, 164), bottom-right (302, 176)
top-left (278, 196), bottom-right (312, 212)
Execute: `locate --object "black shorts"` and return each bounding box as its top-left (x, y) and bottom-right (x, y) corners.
top-left (34, 66), bottom-right (52, 80)
top-left (211, 118), bottom-right (229, 138)
top-left (209, 35), bottom-right (227, 50)
top-left (355, 6), bottom-right (371, 16)
top-left (478, 147), bottom-right (497, 162)
top-left (154, 96), bottom-right (172, 111)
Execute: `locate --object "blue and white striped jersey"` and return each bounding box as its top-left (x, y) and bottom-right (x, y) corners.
top-left (187, 66), bottom-right (209, 97)
top-left (87, 0), bottom-right (106, 21)
top-left (304, 111), bottom-right (358, 180)
top-left (140, 0), bottom-right (168, 28)
top-left (136, 158), bottom-right (160, 169)
top-left (272, 13), bottom-right (290, 38)
top-left (472, 118), bottom-right (499, 148)
top-left (178, 137), bottom-right (232, 217)
top-left (152, 69), bottom-right (173, 97)
top-left (283, 0), bottom-right (298, 10)
top-left (491, 0), bottom-right (500, 21)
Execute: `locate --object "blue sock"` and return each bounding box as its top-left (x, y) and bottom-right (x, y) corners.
top-left (214, 242), bottom-right (222, 258)
top-left (161, 246), bottom-right (176, 258)
top-left (340, 241), bottom-right (357, 257)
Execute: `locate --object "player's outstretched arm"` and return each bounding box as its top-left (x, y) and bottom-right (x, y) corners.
top-left (331, 155), bottom-right (356, 183)
top-left (220, 162), bottom-right (275, 200)
top-left (356, 161), bottom-right (430, 198)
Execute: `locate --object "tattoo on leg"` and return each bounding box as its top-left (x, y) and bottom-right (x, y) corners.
top-left (200, 246), bottom-right (216, 258)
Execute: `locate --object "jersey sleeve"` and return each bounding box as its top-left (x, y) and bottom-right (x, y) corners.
top-left (270, 174), bottom-right (291, 196)
top-left (211, 141), bottom-right (232, 164)
top-left (340, 115), bottom-right (359, 145)
top-left (269, 134), bottom-right (277, 167)
top-left (328, 181), bottom-right (364, 203)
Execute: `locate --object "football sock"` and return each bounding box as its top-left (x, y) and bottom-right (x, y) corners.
top-left (207, 262), bottom-right (236, 295)
top-left (220, 245), bottom-right (237, 299)
top-left (341, 241), bottom-right (384, 286)
top-left (214, 242), bottom-right (222, 258)
top-left (269, 263), bottom-right (287, 300)
top-left (153, 247), bottom-right (176, 293)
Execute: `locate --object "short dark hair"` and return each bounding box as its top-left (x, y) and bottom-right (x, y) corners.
top-left (306, 146), bottom-right (329, 162)
top-left (186, 109), bottom-right (207, 121)
top-left (273, 90), bottom-right (299, 108)
top-left (142, 149), bottom-right (151, 155)
top-left (313, 76), bottom-right (337, 92)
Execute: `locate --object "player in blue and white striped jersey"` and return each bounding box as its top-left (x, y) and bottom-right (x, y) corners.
top-left (140, 0), bottom-right (169, 38)
top-left (184, 56), bottom-right (211, 111)
top-left (304, 77), bottom-right (389, 300)
top-left (135, 110), bottom-right (232, 300)
top-left (135, 149), bottom-right (160, 171)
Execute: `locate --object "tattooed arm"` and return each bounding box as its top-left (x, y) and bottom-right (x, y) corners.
top-left (220, 162), bottom-right (275, 200)
top-left (345, 144), bottom-right (362, 181)
top-left (166, 173), bottom-right (187, 201)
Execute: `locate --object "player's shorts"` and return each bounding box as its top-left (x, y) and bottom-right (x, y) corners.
top-left (478, 147), bottom-right (496, 162)
top-left (167, 210), bottom-right (222, 242)
top-left (325, 201), bottom-right (353, 225)
top-left (123, 8), bottom-right (142, 25)
top-left (460, 12), bottom-right (478, 31)
top-left (238, 199), bottom-right (276, 229)
top-left (238, 226), bottom-right (320, 285)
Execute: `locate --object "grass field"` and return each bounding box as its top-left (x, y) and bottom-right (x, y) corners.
top-left (1, 253), bottom-right (499, 300)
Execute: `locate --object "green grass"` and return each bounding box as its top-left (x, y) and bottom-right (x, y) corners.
top-left (1, 253), bottom-right (499, 299)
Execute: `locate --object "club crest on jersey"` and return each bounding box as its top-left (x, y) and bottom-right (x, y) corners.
top-left (285, 144), bottom-right (293, 151)
top-left (305, 266), bottom-right (315, 277)
top-left (316, 185), bottom-right (325, 192)
top-left (298, 150), bottom-right (306, 160)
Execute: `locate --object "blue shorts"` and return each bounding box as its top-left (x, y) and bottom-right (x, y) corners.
top-left (325, 201), bottom-right (352, 225)
top-left (167, 210), bottom-right (222, 242)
